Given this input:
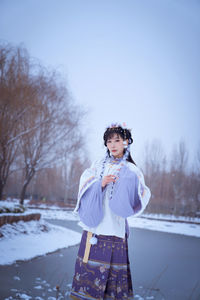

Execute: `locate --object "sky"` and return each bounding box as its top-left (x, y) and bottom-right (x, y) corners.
top-left (0, 0), bottom-right (200, 167)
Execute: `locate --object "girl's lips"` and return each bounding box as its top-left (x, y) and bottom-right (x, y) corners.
top-left (112, 150), bottom-right (117, 152)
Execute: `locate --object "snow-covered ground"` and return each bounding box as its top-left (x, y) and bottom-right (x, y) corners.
top-left (27, 208), bottom-right (200, 238)
top-left (1, 199), bottom-right (200, 267)
top-left (140, 213), bottom-right (200, 224)
top-left (30, 208), bottom-right (79, 221)
top-left (0, 219), bottom-right (81, 266)
top-left (127, 216), bottom-right (200, 238)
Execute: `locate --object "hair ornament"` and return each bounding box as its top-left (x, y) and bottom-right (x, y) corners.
top-left (123, 140), bottom-right (128, 148)
top-left (106, 122), bottom-right (131, 134)
top-left (110, 122), bottom-right (118, 128)
top-left (106, 122), bottom-right (129, 129)
top-left (106, 122), bottom-right (120, 130)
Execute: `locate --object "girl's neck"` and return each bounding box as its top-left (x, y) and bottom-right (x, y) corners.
top-left (110, 154), bottom-right (123, 161)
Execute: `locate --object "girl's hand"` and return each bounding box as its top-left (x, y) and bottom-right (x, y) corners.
top-left (101, 175), bottom-right (118, 188)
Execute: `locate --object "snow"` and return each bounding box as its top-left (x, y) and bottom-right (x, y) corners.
top-left (141, 213), bottom-right (200, 224)
top-left (30, 208), bottom-right (79, 221)
top-left (0, 199), bottom-right (200, 268)
top-left (29, 207), bottom-right (200, 238)
top-left (0, 219), bottom-right (81, 266)
top-left (0, 200), bottom-right (25, 213)
top-left (0, 200), bottom-right (21, 210)
top-left (127, 216), bottom-right (200, 238)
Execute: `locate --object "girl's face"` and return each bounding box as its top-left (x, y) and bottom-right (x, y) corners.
top-left (106, 133), bottom-right (128, 158)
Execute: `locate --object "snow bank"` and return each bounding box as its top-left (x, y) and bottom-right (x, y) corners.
top-left (127, 216), bottom-right (200, 238)
top-left (0, 219), bottom-right (81, 266)
top-left (142, 213), bottom-right (200, 224)
top-left (30, 208), bottom-right (79, 221)
top-left (0, 200), bottom-right (25, 213)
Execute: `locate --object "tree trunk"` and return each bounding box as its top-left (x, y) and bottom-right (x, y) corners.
top-left (0, 180), bottom-right (5, 201)
top-left (20, 169), bottom-right (36, 205)
top-left (19, 183), bottom-right (28, 205)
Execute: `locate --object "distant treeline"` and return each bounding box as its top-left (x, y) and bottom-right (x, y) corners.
top-left (140, 139), bottom-right (200, 217)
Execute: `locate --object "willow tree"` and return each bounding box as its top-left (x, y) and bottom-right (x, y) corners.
top-left (0, 44), bottom-right (39, 200)
top-left (18, 72), bottom-right (84, 204)
top-left (0, 43), bottom-right (85, 204)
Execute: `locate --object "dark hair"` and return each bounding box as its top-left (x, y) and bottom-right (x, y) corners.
top-left (103, 125), bottom-right (137, 165)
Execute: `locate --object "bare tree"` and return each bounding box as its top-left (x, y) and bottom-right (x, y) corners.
top-left (0, 44), bottom-right (36, 200)
top-left (0, 43), bottom-right (86, 204)
top-left (17, 66), bottom-right (85, 205)
top-left (189, 143), bottom-right (200, 215)
top-left (170, 139), bottom-right (189, 215)
top-left (63, 147), bottom-right (90, 205)
top-left (195, 142), bottom-right (200, 173)
top-left (30, 166), bottom-right (65, 202)
top-left (170, 139), bottom-right (188, 174)
top-left (142, 139), bottom-right (167, 213)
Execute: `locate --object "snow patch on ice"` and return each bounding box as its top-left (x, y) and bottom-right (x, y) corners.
top-left (13, 276), bottom-right (21, 281)
top-left (0, 219), bottom-right (81, 266)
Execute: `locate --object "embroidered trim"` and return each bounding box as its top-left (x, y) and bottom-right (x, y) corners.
top-left (79, 176), bottom-right (95, 198)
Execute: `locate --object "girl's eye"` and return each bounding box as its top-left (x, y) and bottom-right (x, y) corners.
top-left (115, 139), bottom-right (120, 142)
top-left (107, 140), bottom-right (111, 143)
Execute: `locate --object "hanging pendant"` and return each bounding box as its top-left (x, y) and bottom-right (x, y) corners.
top-left (90, 236), bottom-right (98, 245)
top-left (123, 141), bottom-right (128, 148)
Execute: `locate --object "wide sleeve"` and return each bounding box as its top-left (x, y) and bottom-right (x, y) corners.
top-left (109, 164), bottom-right (151, 218)
top-left (73, 160), bottom-right (104, 227)
top-left (78, 180), bottom-right (104, 227)
top-left (73, 160), bottom-right (98, 213)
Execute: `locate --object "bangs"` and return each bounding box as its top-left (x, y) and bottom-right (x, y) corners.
top-left (106, 132), bottom-right (121, 141)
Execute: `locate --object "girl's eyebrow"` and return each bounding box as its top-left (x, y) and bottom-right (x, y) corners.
top-left (107, 138), bottom-right (120, 141)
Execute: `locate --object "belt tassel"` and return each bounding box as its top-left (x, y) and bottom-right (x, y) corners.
top-left (83, 231), bottom-right (93, 263)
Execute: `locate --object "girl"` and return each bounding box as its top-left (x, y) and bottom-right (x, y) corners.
top-left (70, 123), bottom-right (151, 300)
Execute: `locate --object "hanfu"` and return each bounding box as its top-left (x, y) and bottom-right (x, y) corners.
top-left (70, 156), bottom-right (151, 300)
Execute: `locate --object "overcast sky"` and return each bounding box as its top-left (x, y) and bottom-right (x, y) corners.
top-left (0, 0), bottom-right (199, 167)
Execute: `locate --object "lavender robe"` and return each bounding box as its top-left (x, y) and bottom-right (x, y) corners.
top-left (78, 164), bottom-right (143, 229)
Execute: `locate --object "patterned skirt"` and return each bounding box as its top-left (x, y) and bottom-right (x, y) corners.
top-left (70, 230), bottom-right (133, 299)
